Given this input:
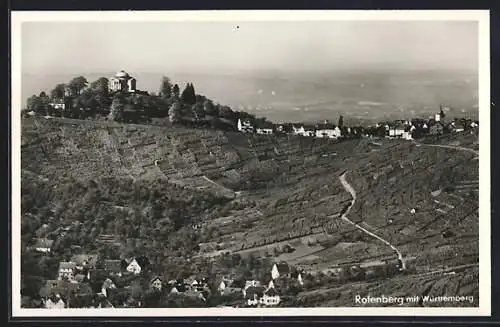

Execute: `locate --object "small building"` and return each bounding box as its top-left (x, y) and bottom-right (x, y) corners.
top-left (126, 258), bottom-right (142, 275)
top-left (151, 277), bottom-right (162, 291)
top-left (256, 128), bottom-right (273, 135)
top-left (316, 125), bottom-right (342, 139)
top-left (245, 286), bottom-right (266, 306)
top-left (44, 294), bottom-right (66, 309)
top-left (260, 287), bottom-right (280, 306)
top-left (49, 99), bottom-right (66, 110)
top-left (389, 124), bottom-right (405, 138)
top-left (109, 70), bottom-right (137, 93)
top-left (242, 280), bottom-right (262, 297)
top-left (237, 119), bottom-right (254, 133)
top-left (58, 262), bottom-right (76, 281)
top-left (271, 262), bottom-right (291, 280)
top-left (70, 254), bottom-right (98, 271)
top-left (103, 260), bottom-right (123, 277)
top-left (32, 238), bottom-right (54, 253)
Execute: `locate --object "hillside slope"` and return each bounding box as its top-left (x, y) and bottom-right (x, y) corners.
top-left (20, 117), bottom-right (479, 307)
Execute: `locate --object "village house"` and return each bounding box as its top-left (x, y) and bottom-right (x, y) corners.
top-left (44, 294), bottom-right (66, 309)
top-left (70, 254), bottom-right (98, 271)
top-left (58, 261), bottom-right (76, 281)
top-left (315, 125), bottom-right (342, 139)
top-left (388, 123), bottom-right (405, 138)
top-left (271, 262), bottom-right (291, 280)
top-left (49, 98), bottom-right (66, 110)
top-left (242, 280), bottom-right (262, 297)
top-left (260, 287), bottom-right (281, 306)
top-left (126, 258), bottom-right (142, 275)
top-left (256, 128), bottom-right (274, 135)
top-left (245, 285), bottom-right (266, 306)
top-left (39, 280), bottom-right (74, 300)
top-left (237, 119), bottom-right (254, 133)
top-left (32, 238), bottom-right (54, 253)
top-left (124, 256), bottom-right (150, 275)
top-left (293, 125), bottom-right (315, 137)
top-left (150, 277), bottom-right (162, 292)
top-left (103, 260), bottom-right (123, 277)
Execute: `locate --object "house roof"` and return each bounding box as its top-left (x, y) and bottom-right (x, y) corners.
top-left (71, 254), bottom-right (98, 266)
top-left (275, 262), bottom-right (290, 274)
top-left (264, 287), bottom-right (279, 297)
top-left (59, 261), bottom-right (76, 270)
top-left (33, 238), bottom-right (54, 248)
top-left (150, 277), bottom-right (162, 284)
top-left (104, 260), bottom-right (123, 273)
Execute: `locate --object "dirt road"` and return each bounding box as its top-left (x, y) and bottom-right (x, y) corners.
top-left (338, 172), bottom-right (406, 270)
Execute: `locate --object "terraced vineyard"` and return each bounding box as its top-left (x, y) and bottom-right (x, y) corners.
top-left (21, 117), bottom-right (479, 307)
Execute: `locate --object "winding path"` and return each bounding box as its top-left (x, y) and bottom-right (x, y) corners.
top-left (413, 142), bottom-right (479, 156)
top-left (338, 172), bottom-right (406, 270)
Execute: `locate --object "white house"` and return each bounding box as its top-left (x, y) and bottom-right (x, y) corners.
top-left (45, 295), bottom-right (66, 309)
top-left (402, 131), bottom-right (412, 140)
top-left (237, 119), bottom-right (254, 133)
top-left (58, 262), bottom-right (76, 281)
top-left (389, 126), bottom-right (405, 137)
top-left (49, 99), bottom-right (66, 110)
top-left (33, 238), bottom-right (54, 253)
top-left (245, 286), bottom-right (266, 306)
top-left (293, 125), bottom-right (306, 136)
top-left (256, 128), bottom-right (273, 135)
top-left (260, 287), bottom-right (281, 306)
top-left (315, 126), bottom-right (341, 139)
top-left (126, 258), bottom-right (142, 275)
top-left (150, 277), bottom-right (162, 291)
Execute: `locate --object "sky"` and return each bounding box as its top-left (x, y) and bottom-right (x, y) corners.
top-left (21, 20), bottom-right (479, 75)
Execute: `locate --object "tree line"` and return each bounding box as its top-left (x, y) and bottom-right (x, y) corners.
top-left (23, 75), bottom-right (271, 131)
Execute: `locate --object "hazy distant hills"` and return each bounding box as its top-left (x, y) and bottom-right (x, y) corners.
top-left (21, 69), bottom-right (478, 123)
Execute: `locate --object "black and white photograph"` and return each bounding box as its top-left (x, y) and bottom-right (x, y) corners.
top-left (11, 10), bottom-right (490, 316)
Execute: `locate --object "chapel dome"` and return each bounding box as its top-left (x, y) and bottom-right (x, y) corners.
top-left (115, 70), bottom-right (130, 79)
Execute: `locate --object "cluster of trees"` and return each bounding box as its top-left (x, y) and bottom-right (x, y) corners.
top-left (20, 174), bottom-right (238, 304)
top-left (24, 75), bottom-right (270, 132)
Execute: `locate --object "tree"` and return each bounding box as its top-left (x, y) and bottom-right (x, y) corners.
top-left (172, 84), bottom-right (180, 99)
top-left (26, 95), bottom-right (43, 113)
top-left (181, 83), bottom-right (196, 105)
top-left (192, 103), bottom-right (205, 120)
top-left (90, 77), bottom-right (109, 97)
top-left (169, 101), bottom-right (182, 124)
top-left (160, 76), bottom-right (173, 99)
top-left (50, 84), bottom-right (66, 99)
top-left (109, 96), bottom-right (126, 122)
top-left (203, 100), bottom-right (217, 116)
top-left (68, 76), bottom-right (89, 96)
top-left (338, 115), bottom-right (344, 128)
